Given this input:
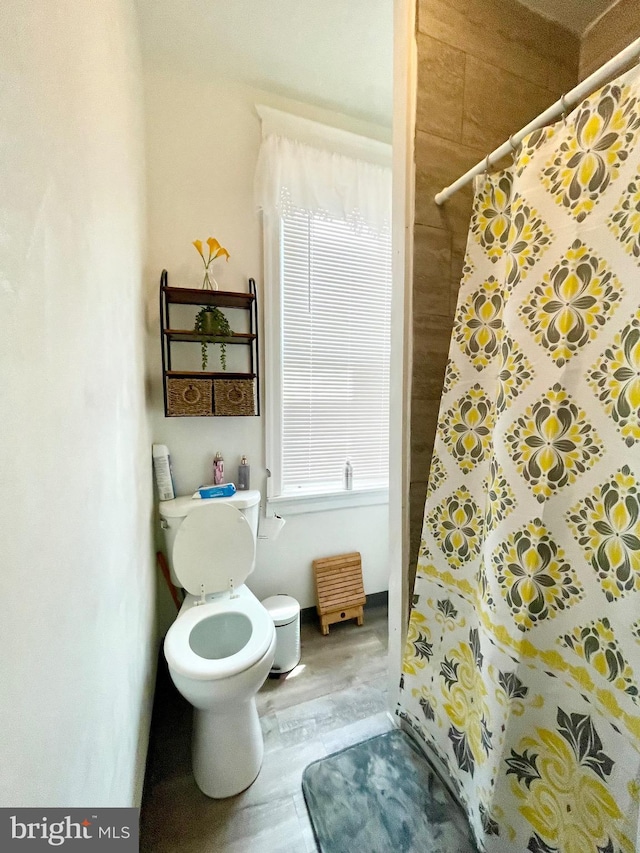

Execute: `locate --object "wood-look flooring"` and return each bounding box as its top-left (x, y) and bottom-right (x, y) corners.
top-left (141, 601), bottom-right (391, 852)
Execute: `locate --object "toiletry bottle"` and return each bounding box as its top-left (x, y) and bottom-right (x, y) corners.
top-left (213, 451), bottom-right (225, 485)
top-left (237, 455), bottom-right (250, 490)
top-left (344, 459), bottom-right (353, 490)
top-left (152, 444), bottom-right (175, 501)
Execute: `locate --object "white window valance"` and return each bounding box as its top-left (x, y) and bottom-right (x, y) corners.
top-left (254, 106), bottom-right (392, 234)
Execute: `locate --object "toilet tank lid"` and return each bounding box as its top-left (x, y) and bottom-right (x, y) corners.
top-left (159, 489), bottom-right (260, 519)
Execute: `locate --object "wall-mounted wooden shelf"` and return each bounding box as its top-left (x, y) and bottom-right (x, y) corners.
top-left (165, 370), bottom-right (256, 379)
top-left (163, 286), bottom-right (255, 309)
top-left (163, 329), bottom-right (256, 345)
top-left (159, 270), bottom-right (260, 417)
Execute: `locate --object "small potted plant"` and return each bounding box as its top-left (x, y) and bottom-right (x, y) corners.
top-left (195, 307), bottom-right (231, 370)
top-left (194, 306), bottom-right (231, 371)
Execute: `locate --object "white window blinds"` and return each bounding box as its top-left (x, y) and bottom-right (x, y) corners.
top-left (280, 210), bottom-right (391, 493)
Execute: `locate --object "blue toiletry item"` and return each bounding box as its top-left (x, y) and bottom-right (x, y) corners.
top-left (196, 483), bottom-right (237, 499)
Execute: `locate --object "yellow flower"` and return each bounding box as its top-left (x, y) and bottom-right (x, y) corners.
top-left (206, 237), bottom-right (230, 263)
top-left (193, 237), bottom-right (230, 265)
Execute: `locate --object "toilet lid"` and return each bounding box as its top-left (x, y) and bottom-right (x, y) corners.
top-left (172, 502), bottom-right (255, 595)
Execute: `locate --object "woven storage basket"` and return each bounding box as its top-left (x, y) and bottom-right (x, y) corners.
top-left (166, 378), bottom-right (213, 416)
top-left (213, 379), bottom-right (256, 416)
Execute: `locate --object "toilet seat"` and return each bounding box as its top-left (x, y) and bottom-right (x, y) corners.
top-left (164, 593), bottom-right (275, 681)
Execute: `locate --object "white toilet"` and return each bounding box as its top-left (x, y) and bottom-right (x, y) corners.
top-left (159, 490), bottom-right (276, 799)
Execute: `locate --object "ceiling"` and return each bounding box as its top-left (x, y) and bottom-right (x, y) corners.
top-left (136, 1), bottom-right (618, 129)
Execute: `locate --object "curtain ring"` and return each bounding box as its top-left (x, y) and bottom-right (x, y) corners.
top-left (560, 93), bottom-right (568, 124)
top-left (508, 134), bottom-right (518, 162)
top-left (484, 154), bottom-right (491, 175)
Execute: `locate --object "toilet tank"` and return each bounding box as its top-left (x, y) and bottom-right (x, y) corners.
top-left (158, 489), bottom-right (261, 587)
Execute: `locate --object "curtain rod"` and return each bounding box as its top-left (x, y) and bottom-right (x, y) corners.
top-left (434, 36), bottom-right (640, 205)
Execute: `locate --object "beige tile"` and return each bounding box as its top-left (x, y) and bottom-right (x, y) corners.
top-left (546, 59), bottom-right (578, 98)
top-left (464, 0), bottom-right (576, 67)
top-left (418, 0), bottom-right (551, 86)
top-left (450, 275), bottom-right (464, 320)
top-left (579, 51), bottom-right (639, 90)
top-left (409, 481), bottom-right (429, 587)
top-left (416, 34), bottom-right (465, 141)
top-left (413, 224), bottom-right (452, 318)
top-left (449, 230), bottom-right (469, 313)
top-left (410, 398), bottom-right (440, 483)
top-left (579, 0), bottom-right (640, 81)
top-left (409, 480), bottom-right (428, 538)
top-left (462, 55), bottom-right (557, 152)
top-left (411, 313), bottom-right (454, 402)
top-left (538, 21), bottom-right (579, 72)
top-left (414, 130), bottom-right (482, 233)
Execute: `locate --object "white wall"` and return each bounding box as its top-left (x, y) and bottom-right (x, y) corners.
top-left (142, 67), bottom-right (391, 613)
top-left (0, 0), bottom-right (155, 807)
top-left (136, 0), bottom-right (393, 127)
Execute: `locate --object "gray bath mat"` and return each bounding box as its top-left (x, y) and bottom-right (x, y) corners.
top-left (302, 729), bottom-right (477, 853)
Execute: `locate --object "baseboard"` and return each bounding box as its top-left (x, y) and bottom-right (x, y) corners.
top-left (300, 589), bottom-right (388, 624)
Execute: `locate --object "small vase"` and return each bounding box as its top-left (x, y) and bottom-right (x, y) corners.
top-left (202, 268), bottom-right (219, 290)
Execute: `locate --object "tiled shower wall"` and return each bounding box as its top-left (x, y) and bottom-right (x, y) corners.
top-left (408, 0), bottom-right (580, 587)
top-left (579, 0), bottom-right (640, 80)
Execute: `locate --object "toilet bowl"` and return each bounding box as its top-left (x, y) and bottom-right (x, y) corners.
top-left (160, 492), bottom-right (276, 798)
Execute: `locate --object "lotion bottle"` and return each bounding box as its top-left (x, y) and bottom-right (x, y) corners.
top-left (237, 455), bottom-right (250, 490)
top-left (213, 451), bottom-right (225, 485)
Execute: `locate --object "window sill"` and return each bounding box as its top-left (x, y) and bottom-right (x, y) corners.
top-left (267, 486), bottom-right (389, 516)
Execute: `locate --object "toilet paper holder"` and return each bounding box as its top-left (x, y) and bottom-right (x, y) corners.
top-left (257, 514), bottom-right (286, 541)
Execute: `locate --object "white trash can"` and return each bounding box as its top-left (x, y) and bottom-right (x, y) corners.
top-left (261, 594), bottom-right (301, 674)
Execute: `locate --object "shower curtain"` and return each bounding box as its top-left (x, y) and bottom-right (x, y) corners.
top-left (399, 63), bottom-right (640, 853)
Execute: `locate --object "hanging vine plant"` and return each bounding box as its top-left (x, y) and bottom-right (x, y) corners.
top-left (194, 306), bottom-right (232, 370)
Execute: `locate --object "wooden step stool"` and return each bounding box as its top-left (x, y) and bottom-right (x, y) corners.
top-left (312, 551), bottom-right (366, 636)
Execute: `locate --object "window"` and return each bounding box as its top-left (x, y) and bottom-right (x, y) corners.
top-left (280, 210), bottom-right (391, 498)
top-left (256, 107), bottom-right (392, 513)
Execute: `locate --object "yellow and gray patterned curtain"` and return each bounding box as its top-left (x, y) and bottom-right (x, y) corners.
top-left (399, 63), bottom-right (640, 853)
